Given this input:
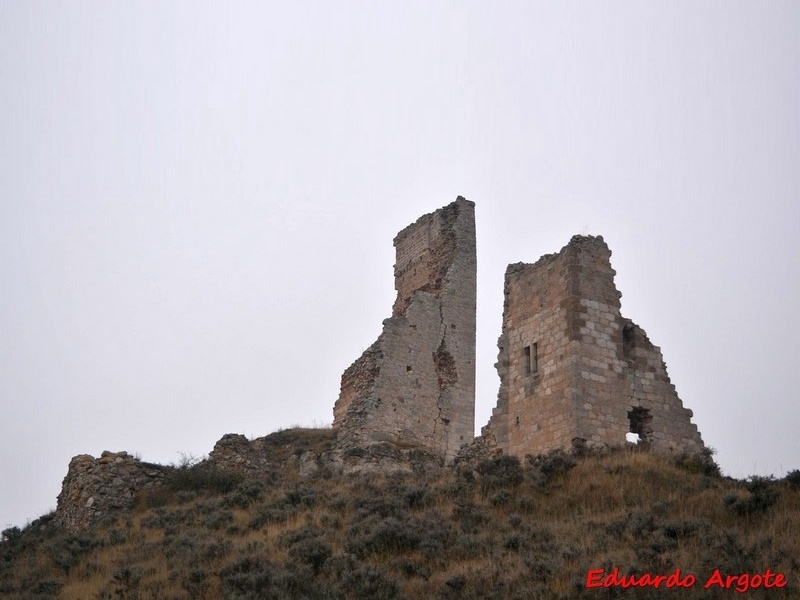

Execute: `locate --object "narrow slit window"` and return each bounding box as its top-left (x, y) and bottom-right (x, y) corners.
top-left (524, 343), bottom-right (539, 376)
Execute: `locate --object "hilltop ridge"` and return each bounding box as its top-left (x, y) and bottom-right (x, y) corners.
top-left (2, 434), bottom-right (798, 598)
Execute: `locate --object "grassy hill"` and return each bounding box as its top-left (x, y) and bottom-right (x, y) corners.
top-left (2, 429), bottom-right (798, 599)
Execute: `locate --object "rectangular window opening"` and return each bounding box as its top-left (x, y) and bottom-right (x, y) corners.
top-left (524, 343), bottom-right (539, 376)
top-left (627, 407), bottom-right (653, 444)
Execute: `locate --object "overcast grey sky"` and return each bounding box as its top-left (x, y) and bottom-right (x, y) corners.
top-left (2, 1), bottom-right (798, 529)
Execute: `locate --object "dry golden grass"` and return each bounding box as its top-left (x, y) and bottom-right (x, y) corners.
top-left (2, 439), bottom-right (799, 599)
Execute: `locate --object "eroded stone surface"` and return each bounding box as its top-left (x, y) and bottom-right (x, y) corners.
top-left (482, 235), bottom-right (705, 456)
top-left (333, 197), bottom-right (477, 463)
top-left (54, 451), bottom-right (166, 532)
top-left (52, 207), bottom-right (710, 532)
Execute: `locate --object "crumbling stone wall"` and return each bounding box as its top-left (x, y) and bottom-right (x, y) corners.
top-left (52, 208), bottom-right (711, 532)
top-left (54, 451), bottom-right (166, 532)
top-left (483, 235), bottom-right (704, 457)
top-left (333, 197), bottom-right (476, 462)
top-left (207, 430), bottom-right (335, 479)
top-left (208, 433), bottom-right (273, 473)
top-left (332, 343), bottom-right (381, 426)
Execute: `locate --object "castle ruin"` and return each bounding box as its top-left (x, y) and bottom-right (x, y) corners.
top-left (332, 197), bottom-right (477, 462)
top-left (481, 234), bottom-right (704, 457)
top-left (54, 198), bottom-right (707, 531)
top-left (331, 201), bottom-right (703, 463)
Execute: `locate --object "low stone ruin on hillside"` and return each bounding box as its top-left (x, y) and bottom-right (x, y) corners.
top-left (54, 452), bottom-right (166, 532)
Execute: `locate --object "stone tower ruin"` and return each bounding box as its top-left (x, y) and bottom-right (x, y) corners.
top-left (331, 205), bottom-right (705, 464)
top-left (333, 197), bottom-right (476, 462)
top-left (482, 234), bottom-right (704, 457)
top-left (52, 202), bottom-right (710, 532)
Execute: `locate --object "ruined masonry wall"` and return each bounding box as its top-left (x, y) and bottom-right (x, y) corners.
top-left (52, 207), bottom-right (710, 533)
top-left (332, 342), bottom-right (381, 426)
top-left (483, 235), bottom-right (704, 457)
top-left (333, 198), bottom-right (476, 461)
top-left (54, 451), bottom-right (166, 532)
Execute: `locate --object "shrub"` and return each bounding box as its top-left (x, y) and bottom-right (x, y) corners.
top-left (724, 476), bottom-right (779, 516)
top-left (389, 556), bottom-right (431, 580)
top-left (1, 527), bottom-right (21, 544)
top-left (220, 557), bottom-right (275, 598)
top-left (527, 450), bottom-right (576, 486)
top-left (224, 480), bottom-right (265, 509)
top-left (350, 492), bottom-right (404, 521)
top-left (674, 447), bottom-right (721, 477)
top-left (168, 463), bottom-right (244, 496)
top-left (341, 566), bottom-right (398, 599)
top-left (320, 513), bottom-right (341, 529)
top-left (183, 569), bottom-right (210, 598)
top-left (285, 485), bottom-right (318, 507)
top-left (698, 528), bottom-right (757, 574)
top-left (200, 538), bottom-right (232, 561)
top-left (489, 489), bottom-right (512, 507)
top-left (269, 563), bottom-right (317, 598)
top-left (107, 528), bottom-right (127, 545)
top-left (347, 516), bottom-right (422, 557)
top-left (476, 455), bottom-right (523, 491)
top-left (453, 503), bottom-right (489, 534)
top-left (28, 579), bottom-right (63, 597)
top-left (783, 469), bottom-right (800, 489)
top-left (403, 484), bottom-right (434, 509)
top-left (48, 534), bottom-right (100, 575)
top-left (287, 536), bottom-right (331, 573)
top-left (203, 509), bottom-right (234, 531)
top-left (111, 565), bottom-right (142, 590)
top-left (418, 515), bottom-right (453, 560)
top-left (445, 573), bottom-right (467, 593)
top-left (524, 555), bottom-right (556, 583)
top-left (248, 501), bottom-right (290, 530)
